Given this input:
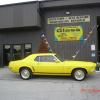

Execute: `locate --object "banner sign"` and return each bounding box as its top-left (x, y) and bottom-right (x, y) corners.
top-left (48, 15), bottom-right (90, 24)
top-left (55, 26), bottom-right (83, 41)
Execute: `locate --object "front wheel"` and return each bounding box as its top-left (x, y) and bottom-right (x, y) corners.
top-left (19, 68), bottom-right (32, 80)
top-left (72, 69), bottom-right (86, 81)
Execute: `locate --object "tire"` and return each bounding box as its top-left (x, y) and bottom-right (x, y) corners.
top-left (19, 68), bottom-right (32, 80)
top-left (72, 69), bottom-right (86, 81)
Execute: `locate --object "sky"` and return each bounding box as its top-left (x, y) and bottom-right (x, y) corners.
top-left (0, 0), bottom-right (43, 5)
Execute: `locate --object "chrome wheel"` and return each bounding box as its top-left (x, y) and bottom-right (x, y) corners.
top-left (20, 68), bottom-right (32, 80)
top-left (73, 69), bottom-right (86, 81)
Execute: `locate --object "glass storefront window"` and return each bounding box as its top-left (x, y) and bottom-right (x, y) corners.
top-left (13, 45), bottom-right (22, 60)
top-left (3, 45), bottom-right (11, 66)
top-left (24, 44), bottom-right (32, 57)
top-left (3, 43), bottom-right (32, 65)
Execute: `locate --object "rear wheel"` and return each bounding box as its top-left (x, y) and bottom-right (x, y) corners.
top-left (72, 69), bottom-right (86, 81)
top-left (19, 68), bottom-right (32, 80)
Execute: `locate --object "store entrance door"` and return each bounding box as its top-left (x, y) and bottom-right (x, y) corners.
top-left (13, 45), bottom-right (22, 61)
top-left (3, 44), bottom-right (32, 66)
top-left (3, 45), bottom-right (11, 66)
top-left (3, 44), bottom-right (23, 66)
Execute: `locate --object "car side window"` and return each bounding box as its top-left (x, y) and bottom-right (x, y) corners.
top-left (35, 56), bottom-right (57, 62)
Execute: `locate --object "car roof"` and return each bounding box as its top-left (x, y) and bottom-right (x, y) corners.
top-left (31, 53), bottom-right (56, 56)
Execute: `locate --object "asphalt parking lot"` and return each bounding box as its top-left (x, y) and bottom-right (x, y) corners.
top-left (0, 67), bottom-right (100, 100)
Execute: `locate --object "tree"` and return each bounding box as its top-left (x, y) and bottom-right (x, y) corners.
top-left (38, 37), bottom-right (49, 53)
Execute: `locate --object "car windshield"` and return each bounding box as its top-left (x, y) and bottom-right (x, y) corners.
top-left (55, 55), bottom-right (63, 62)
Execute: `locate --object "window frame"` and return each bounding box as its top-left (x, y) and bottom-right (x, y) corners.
top-left (34, 55), bottom-right (57, 62)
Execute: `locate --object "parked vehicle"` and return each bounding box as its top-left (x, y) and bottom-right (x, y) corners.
top-left (8, 53), bottom-right (96, 81)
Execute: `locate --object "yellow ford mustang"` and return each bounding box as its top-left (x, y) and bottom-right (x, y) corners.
top-left (8, 53), bottom-right (96, 81)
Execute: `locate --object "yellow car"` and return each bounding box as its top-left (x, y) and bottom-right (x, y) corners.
top-left (8, 53), bottom-right (96, 81)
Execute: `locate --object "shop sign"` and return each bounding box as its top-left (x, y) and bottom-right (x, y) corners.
top-left (55, 26), bottom-right (83, 41)
top-left (48, 15), bottom-right (90, 24)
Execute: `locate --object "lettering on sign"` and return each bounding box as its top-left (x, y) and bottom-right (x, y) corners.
top-left (48, 15), bottom-right (90, 24)
top-left (54, 26), bottom-right (83, 41)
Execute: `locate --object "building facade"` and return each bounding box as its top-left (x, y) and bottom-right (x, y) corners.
top-left (0, 0), bottom-right (100, 66)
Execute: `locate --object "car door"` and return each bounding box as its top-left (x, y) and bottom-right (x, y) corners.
top-left (34, 55), bottom-right (64, 74)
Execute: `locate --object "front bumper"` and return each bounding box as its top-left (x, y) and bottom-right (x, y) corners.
top-left (96, 62), bottom-right (100, 71)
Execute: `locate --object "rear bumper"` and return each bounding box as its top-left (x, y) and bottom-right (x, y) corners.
top-left (8, 62), bottom-right (18, 73)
